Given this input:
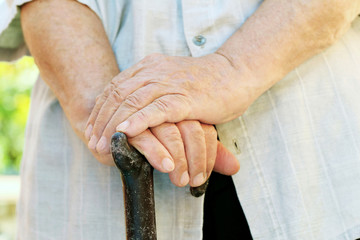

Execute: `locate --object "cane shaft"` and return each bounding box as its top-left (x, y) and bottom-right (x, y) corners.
top-left (111, 132), bottom-right (157, 240)
top-left (111, 132), bottom-right (209, 239)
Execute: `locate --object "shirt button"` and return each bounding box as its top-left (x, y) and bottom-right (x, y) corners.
top-left (192, 35), bottom-right (206, 46)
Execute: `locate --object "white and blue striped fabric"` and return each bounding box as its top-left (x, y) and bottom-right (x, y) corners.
top-left (1, 0), bottom-right (360, 239)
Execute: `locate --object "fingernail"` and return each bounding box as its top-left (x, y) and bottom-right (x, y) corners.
top-left (193, 172), bottom-right (206, 186)
top-left (85, 124), bottom-right (93, 140)
top-left (180, 172), bottom-right (190, 186)
top-left (162, 158), bottom-right (175, 172)
top-left (96, 136), bottom-right (107, 153)
top-left (116, 121), bottom-right (130, 132)
top-left (88, 135), bottom-right (98, 150)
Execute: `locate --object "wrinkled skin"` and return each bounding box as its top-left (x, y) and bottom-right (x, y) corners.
top-left (85, 53), bottom-right (252, 186)
top-left (87, 53), bottom-right (256, 139)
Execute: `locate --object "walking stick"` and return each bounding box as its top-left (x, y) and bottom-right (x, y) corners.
top-left (111, 132), bottom-right (209, 240)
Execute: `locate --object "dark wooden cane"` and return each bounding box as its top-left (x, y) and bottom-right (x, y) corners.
top-left (111, 132), bottom-right (209, 240)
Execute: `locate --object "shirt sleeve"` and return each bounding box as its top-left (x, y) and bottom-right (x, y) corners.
top-left (0, 0), bottom-right (102, 62)
top-left (0, 0), bottom-right (31, 61)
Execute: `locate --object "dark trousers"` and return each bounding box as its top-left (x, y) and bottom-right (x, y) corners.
top-left (203, 172), bottom-right (253, 240)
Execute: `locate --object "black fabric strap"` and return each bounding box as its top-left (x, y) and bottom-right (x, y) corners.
top-left (203, 172), bottom-right (253, 240)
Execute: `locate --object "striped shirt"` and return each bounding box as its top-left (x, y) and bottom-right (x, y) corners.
top-left (1, 0), bottom-right (360, 239)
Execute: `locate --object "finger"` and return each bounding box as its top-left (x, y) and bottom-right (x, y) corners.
top-left (116, 81), bottom-right (177, 123)
top-left (87, 83), bottom-right (129, 150)
top-left (151, 123), bottom-right (189, 187)
top-left (85, 58), bottom-right (151, 143)
top-left (88, 77), bottom-right (148, 150)
top-left (117, 95), bottom-right (190, 137)
top-left (94, 83), bottom-right (171, 154)
top-left (128, 129), bottom-right (175, 173)
top-left (85, 85), bottom-right (112, 140)
top-left (177, 121), bottom-right (207, 187)
top-left (88, 88), bottom-right (126, 151)
top-left (201, 124), bottom-right (217, 178)
top-left (213, 141), bottom-right (240, 175)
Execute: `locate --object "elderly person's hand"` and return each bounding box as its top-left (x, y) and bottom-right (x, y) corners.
top-left (85, 53), bottom-right (245, 186)
top-left (130, 121), bottom-right (239, 187)
top-left (89, 120), bottom-right (239, 187)
top-left (86, 53), bottom-right (253, 140)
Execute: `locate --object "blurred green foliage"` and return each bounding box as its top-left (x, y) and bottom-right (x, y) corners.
top-left (0, 57), bottom-right (38, 174)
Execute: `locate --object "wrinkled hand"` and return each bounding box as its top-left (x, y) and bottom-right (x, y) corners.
top-left (88, 121), bottom-right (239, 187)
top-left (84, 52), bottom-right (248, 185)
top-left (85, 52), bottom-right (256, 146)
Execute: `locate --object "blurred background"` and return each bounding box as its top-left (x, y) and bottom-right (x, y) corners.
top-left (0, 56), bottom-right (38, 240)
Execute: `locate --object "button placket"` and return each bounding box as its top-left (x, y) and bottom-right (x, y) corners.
top-left (181, 0), bottom-right (213, 57)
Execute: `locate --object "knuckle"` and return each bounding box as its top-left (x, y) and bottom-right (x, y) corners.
top-left (112, 88), bottom-right (125, 103)
top-left (165, 139), bottom-right (185, 157)
top-left (154, 98), bottom-right (170, 113)
top-left (123, 94), bottom-right (143, 110)
top-left (173, 150), bottom-right (187, 165)
top-left (163, 128), bottom-right (182, 143)
top-left (135, 109), bottom-right (148, 122)
top-left (109, 81), bottom-right (117, 91)
top-left (92, 121), bottom-right (104, 134)
top-left (189, 122), bottom-right (205, 137)
top-left (174, 154), bottom-right (187, 167)
top-left (154, 123), bottom-right (177, 137)
top-left (93, 115), bottom-right (112, 131)
top-left (190, 159), bottom-right (205, 172)
top-left (105, 83), bottom-right (113, 93)
top-left (95, 94), bottom-right (102, 102)
top-left (152, 125), bottom-right (185, 158)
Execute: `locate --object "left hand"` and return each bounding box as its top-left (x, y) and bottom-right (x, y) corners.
top-left (128, 121), bottom-right (239, 187)
top-left (86, 120), bottom-right (240, 187)
top-left (85, 52), bottom-right (258, 144)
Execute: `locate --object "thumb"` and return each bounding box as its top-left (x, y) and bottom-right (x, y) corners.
top-left (213, 141), bottom-right (240, 175)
